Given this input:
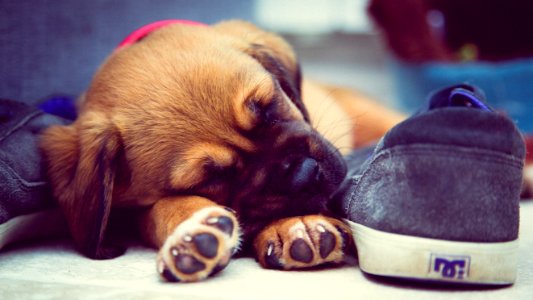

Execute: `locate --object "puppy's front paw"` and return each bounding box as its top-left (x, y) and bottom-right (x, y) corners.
top-left (157, 206), bottom-right (240, 282)
top-left (254, 215), bottom-right (355, 270)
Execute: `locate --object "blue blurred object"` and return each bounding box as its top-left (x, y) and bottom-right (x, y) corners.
top-left (1, 0), bottom-right (254, 103)
top-left (391, 57), bottom-right (533, 133)
top-left (38, 95), bottom-right (77, 120)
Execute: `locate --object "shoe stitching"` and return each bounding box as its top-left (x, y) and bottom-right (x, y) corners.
top-left (0, 160), bottom-right (47, 189)
top-left (386, 144), bottom-right (524, 168)
top-left (0, 110), bottom-right (43, 142)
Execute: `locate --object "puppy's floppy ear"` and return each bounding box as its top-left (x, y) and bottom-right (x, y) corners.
top-left (246, 44), bottom-right (309, 121)
top-left (41, 112), bottom-right (125, 259)
top-left (214, 20), bottom-right (310, 122)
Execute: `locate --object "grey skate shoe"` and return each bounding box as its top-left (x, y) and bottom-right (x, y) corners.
top-left (1, 99), bottom-right (70, 249)
top-left (339, 84), bottom-right (525, 285)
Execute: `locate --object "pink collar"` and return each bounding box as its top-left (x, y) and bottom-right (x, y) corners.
top-left (117, 20), bottom-right (207, 49)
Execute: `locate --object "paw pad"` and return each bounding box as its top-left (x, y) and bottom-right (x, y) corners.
top-left (264, 242), bottom-right (283, 269)
top-left (192, 233), bottom-right (219, 258)
top-left (207, 216), bottom-right (234, 236)
top-left (289, 238), bottom-right (313, 263)
top-left (318, 226), bottom-right (336, 259)
top-left (255, 215), bottom-right (354, 270)
top-left (174, 253), bottom-right (206, 274)
top-left (157, 206), bottom-right (240, 282)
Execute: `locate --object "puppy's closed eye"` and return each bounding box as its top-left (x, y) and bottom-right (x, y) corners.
top-left (247, 98), bottom-right (281, 127)
top-left (200, 161), bottom-right (238, 186)
top-left (246, 95), bottom-right (302, 131)
top-left (188, 160), bottom-right (242, 201)
top-left (169, 144), bottom-right (238, 191)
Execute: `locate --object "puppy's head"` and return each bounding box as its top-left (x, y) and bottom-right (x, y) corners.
top-left (41, 20), bottom-right (347, 257)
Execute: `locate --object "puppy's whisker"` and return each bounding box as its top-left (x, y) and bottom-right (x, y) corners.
top-left (319, 116), bottom-right (357, 130)
top-left (308, 88), bottom-right (342, 130)
top-left (313, 85), bottom-right (358, 130)
top-left (314, 115), bottom-right (355, 140)
top-left (330, 132), bottom-right (354, 147)
top-left (326, 128), bottom-right (354, 148)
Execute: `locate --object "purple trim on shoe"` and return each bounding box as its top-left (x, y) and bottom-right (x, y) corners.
top-left (449, 88), bottom-right (491, 111)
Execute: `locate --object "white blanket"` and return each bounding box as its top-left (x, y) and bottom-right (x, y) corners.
top-left (1, 201), bottom-right (532, 300)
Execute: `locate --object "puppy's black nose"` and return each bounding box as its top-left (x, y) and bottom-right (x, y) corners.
top-left (285, 157), bottom-right (320, 194)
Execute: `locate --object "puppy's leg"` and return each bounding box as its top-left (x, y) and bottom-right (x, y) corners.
top-left (254, 215), bottom-right (355, 269)
top-left (139, 196), bottom-right (240, 282)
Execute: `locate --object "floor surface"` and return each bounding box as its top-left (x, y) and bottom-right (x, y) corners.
top-left (1, 201), bottom-right (531, 300)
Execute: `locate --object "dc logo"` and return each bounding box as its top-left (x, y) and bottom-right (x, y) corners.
top-left (430, 254), bottom-right (470, 280)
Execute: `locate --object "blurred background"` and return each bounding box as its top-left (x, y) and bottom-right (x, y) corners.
top-left (0, 0), bottom-right (392, 106)
top-left (1, 0), bottom-right (532, 131)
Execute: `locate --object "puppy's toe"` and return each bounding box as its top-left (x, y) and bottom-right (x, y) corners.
top-left (157, 206), bottom-right (240, 282)
top-left (289, 237), bottom-right (313, 263)
top-left (255, 215), bottom-right (355, 270)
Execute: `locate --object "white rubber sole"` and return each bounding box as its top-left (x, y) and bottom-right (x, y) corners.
top-left (346, 220), bottom-right (518, 285)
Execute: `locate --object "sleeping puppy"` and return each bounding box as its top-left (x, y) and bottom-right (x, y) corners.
top-left (40, 20), bottom-right (403, 282)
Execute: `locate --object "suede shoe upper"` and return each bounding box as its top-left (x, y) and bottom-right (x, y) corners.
top-left (339, 84), bottom-right (525, 243)
top-left (0, 99), bottom-right (69, 225)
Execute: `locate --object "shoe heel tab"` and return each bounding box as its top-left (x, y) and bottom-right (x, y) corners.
top-left (426, 84), bottom-right (492, 111)
top-left (449, 88), bottom-right (492, 111)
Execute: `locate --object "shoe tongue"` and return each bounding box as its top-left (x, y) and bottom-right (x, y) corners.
top-left (426, 84), bottom-right (493, 112)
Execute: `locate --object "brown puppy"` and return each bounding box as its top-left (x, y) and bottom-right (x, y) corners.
top-left (40, 20), bottom-right (403, 282)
